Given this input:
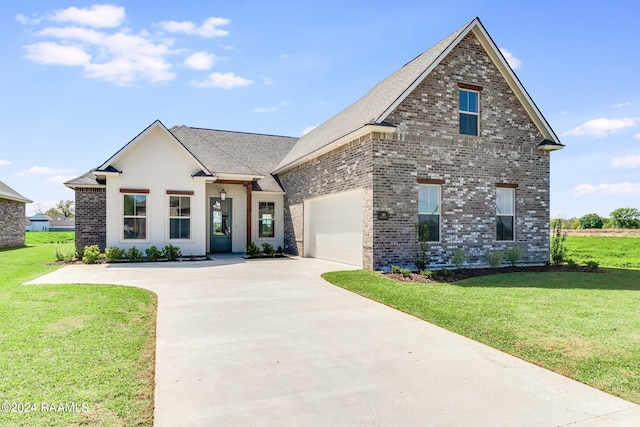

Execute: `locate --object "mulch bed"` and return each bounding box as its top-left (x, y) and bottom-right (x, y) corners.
top-left (387, 265), bottom-right (604, 284)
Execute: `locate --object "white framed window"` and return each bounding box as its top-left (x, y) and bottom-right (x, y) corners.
top-left (258, 201), bottom-right (275, 238)
top-left (418, 184), bottom-right (441, 242)
top-left (496, 187), bottom-right (515, 241)
top-left (123, 193), bottom-right (147, 240)
top-left (169, 195), bottom-right (191, 240)
top-left (459, 89), bottom-right (479, 136)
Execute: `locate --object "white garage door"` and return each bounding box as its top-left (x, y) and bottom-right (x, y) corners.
top-left (304, 189), bottom-right (363, 267)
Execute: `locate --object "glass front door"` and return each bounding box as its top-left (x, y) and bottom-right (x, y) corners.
top-left (210, 198), bottom-right (232, 252)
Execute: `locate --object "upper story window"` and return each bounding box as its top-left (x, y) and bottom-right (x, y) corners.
top-left (418, 184), bottom-right (441, 242)
top-left (459, 89), bottom-right (479, 136)
top-left (169, 196), bottom-right (191, 239)
top-left (258, 201), bottom-right (275, 238)
top-left (123, 193), bottom-right (147, 240)
top-left (496, 187), bottom-right (515, 241)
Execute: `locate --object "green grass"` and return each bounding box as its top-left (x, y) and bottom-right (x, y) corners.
top-left (566, 235), bottom-right (640, 269)
top-left (0, 237), bottom-right (156, 426)
top-left (323, 269), bottom-right (640, 404)
top-left (25, 231), bottom-right (75, 245)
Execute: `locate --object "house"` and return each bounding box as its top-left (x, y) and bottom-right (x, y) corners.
top-left (27, 213), bottom-right (50, 232)
top-left (0, 180), bottom-right (32, 248)
top-left (49, 217), bottom-right (75, 232)
top-left (66, 18), bottom-right (563, 270)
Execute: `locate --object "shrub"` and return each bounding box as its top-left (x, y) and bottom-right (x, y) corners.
top-left (414, 241), bottom-right (430, 271)
top-left (162, 244), bottom-right (182, 261)
top-left (566, 258), bottom-right (579, 269)
top-left (82, 245), bottom-right (102, 264)
top-left (437, 269), bottom-right (453, 278)
top-left (276, 245), bottom-right (284, 255)
top-left (261, 242), bottom-right (275, 257)
top-left (145, 246), bottom-right (162, 261)
top-left (246, 242), bottom-right (261, 257)
top-left (55, 246), bottom-right (75, 262)
top-left (550, 219), bottom-right (567, 266)
top-left (452, 249), bottom-right (465, 271)
top-left (105, 247), bottom-right (126, 262)
top-left (485, 250), bottom-right (504, 269)
top-left (505, 245), bottom-right (523, 267)
top-left (391, 265), bottom-right (402, 274)
top-left (578, 213), bottom-right (604, 229)
top-left (126, 246), bottom-right (143, 261)
top-left (420, 270), bottom-right (434, 279)
top-left (75, 242), bottom-right (85, 259)
top-left (585, 260), bottom-right (600, 272)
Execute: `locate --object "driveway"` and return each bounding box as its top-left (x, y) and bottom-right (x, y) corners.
top-left (28, 256), bottom-right (639, 426)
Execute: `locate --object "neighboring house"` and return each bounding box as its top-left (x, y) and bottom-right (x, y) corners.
top-left (28, 213), bottom-right (51, 232)
top-left (0, 180), bottom-right (32, 248)
top-left (49, 217), bottom-right (75, 232)
top-left (66, 18), bottom-right (563, 269)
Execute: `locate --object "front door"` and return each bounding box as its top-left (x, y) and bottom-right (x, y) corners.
top-left (210, 198), bottom-right (232, 252)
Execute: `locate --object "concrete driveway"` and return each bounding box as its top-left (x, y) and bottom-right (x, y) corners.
top-left (28, 256), bottom-right (639, 426)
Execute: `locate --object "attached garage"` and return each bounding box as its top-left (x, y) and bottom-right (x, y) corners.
top-left (304, 189), bottom-right (363, 266)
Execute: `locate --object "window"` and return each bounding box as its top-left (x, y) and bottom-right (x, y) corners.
top-left (169, 196), bottom-right (191, 239)
top-left (258, 202), bottom-right (275, 238)
top-left (418, 185), bottom-right (440, 242)
top-left (496, 188), bottom-right (515, 241)
top-left (123, 194), bottom-right (147, 239)
top-left (459, 89), bottom-right (479, 136)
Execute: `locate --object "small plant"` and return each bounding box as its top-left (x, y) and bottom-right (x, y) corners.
top-left (145, 246), bottom-right (162, 261)
top-left (162, 244), bottom-right (182, 261)
top-left (566, 258), bottom-right (579, 270)
top-left (550, 219), bottom-right (567, 266)
top-left (420, 270), bottom-right (434, 279)
top-left (391, 265), bottom-right (402, 274)
top-left (452, 249), bottom-right (465, 271)
top-left (126, 246), bottom-right (143, 261)
top-left (505, 245), bottom-right (523, 267)
top-left (437, 269), bottom-right (453, 278)
top-left (105, 247), bottom-right (126, 262)
top-left (485, 250), bottom-right (504, 269)
top-left (414, 240), bottom-right (430, 272)
top-left (261, 242), bottom-right (275, 257)
top-left (585, 260), bottom-right (600, 272)
top-left (82, 245), bottom-right (102, 264)
top-left (246, 242), bottom-right (261, 257)
top-left (55, 246), bottom-right (75, 262)
top-left (75, 242), bottom-right (85, 260)
top-left (276, 245), bottom-right (284, 255)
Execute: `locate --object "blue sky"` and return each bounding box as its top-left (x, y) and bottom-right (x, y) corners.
top-left (1, 1), bottom-right (639, 218)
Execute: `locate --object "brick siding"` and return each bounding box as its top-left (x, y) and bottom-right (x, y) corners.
top-left (75, 187), bottom-right (106, 251)
top-left (0, 199), bottom-right (26, 248)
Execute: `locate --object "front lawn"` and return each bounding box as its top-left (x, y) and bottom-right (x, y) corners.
top-left (565, 235), bottom-right (640, 269)
top-left (323, 268), bottom-right (640, 404)
top-left (0, 241), bottom-right (156, 426)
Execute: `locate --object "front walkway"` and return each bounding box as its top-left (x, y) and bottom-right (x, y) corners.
top-left (28, 256), bottom-right (639, 426)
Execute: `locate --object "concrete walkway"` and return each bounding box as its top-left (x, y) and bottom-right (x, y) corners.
top-left (28, 256), bottom-right (639, 426)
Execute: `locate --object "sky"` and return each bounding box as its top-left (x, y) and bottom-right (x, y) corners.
top-left (1, 0), bottom-right (639, 219)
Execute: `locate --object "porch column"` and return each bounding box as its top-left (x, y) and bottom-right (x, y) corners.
top-left (245, 183), bottom-right (252, 245)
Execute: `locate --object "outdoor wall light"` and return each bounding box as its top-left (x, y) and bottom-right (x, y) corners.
top-left (220, 189), bottom-right (227, 200)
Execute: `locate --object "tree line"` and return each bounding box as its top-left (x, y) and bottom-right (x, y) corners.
top-left (553, 207), bottom-right (640, 229)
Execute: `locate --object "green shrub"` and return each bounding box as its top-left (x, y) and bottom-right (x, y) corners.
top-left (261, 242), bottom-right (275, 257)
top-left (452, 249), bottom-right (465, 271)
top-left (585, 260), bottom-right (600, 272)
top-left (162, 244), bottom-right (182, 261)
top-left (391, 265), bottom-right (402, 274)
top-left (550, 219), bottom-right (567, 266)
top-left (126, 246), bottom-right (143, 261)
top-left (55, 246), bottom-right (75, 262)
top-left (105, 247), bottom-right (126, 262)
top-left (75, 242), bottom-right (85, 259)
top-left (505, 245), bottom-right (523, 267)
top-left (82, 245), bottom-right (102, 264)
top-left (276, 245), bottom-right (284, 255)
top-left (566, 258), bottom-right (579, 270)
top-left (414, 241), bottom-right (430, 271)
top-left (145, 246), bottom-right (162, 261)
top-left (485, 250), bottom-right (504, 269)
top-left (437, 269), bottom-right (453, 278)
top-left (246, 242), bottom-right (261, 257)
top-left (420, 270), bottom-right (434, 278)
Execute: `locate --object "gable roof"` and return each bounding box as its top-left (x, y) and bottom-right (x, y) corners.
top-left (274, 17), bottom-right (561, 173)
top-left (170, 126), bottom-right (298, 192)
top-left (0, 180), bottom-right (32, 203)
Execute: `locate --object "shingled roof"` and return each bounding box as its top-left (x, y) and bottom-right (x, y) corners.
top-left (274, 17), bottom-right (560, 172)
top-left (0, 180), bottom-right (32, 203)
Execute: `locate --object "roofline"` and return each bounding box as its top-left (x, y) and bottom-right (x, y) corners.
top-left (64, 183), bottom-right (107, 189)
top-left (97, 120), bottom-right (211, 175)
top-left (214, 173), bottom-right (265, 182)
top-left (376, 17), bottom-right (561, 144)
top-left (0, 194), bottom-right (32, 203)
top-left (185, 126), bottom-right (297, 140)
top-left (273, 124), bottom-right (396, 174)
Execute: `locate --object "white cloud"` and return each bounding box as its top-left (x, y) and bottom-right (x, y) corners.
top-left (16, 13), bottom-right (42, 25)
top-left (49, 4), bottom-right (125, 28)
top-left (25, 42), bottom-right (91, 66)
top-left (612, 154), bottom-right (640, 168)
top-left (45, 175), bottom-right (76, 184)
top-left (184, 52), bottom-right (216, 70)
top-left (192, 72), bottom-right (253, 89)
top-left (564, 117), bottom-right (638, 137)
top-left (0, 159), bottom-right (11, 166)
top-left (635, 133), bottom-right (640, 140)
top-left (499, 48), bottom-right (521, 70)
top-left (252, 101), bottom-right (288, 113)
top-left (18, 166), bottom-right (74, 176)
top-left (302, 126), bottom-right (317, 135)
top-left (158, 17), bottom-right (230, 38)
top-left (570, 182), bottom-right (640, 196)
top-left (611, 102), bottom-right (631, 108)
top-left (280, 54), bottom-right (290, 59)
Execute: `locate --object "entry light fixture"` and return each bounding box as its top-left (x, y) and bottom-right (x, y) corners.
top-left (220, 189), bottom-right (227, 200)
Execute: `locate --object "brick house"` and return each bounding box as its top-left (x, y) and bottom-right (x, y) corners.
top-left (0, 180), bottom-right (32, 248)
top-left (66, 18), bottom-right (563, 269)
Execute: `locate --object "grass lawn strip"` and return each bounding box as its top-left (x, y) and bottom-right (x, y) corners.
top-left (565, 235), bottom-right (640, 269)
top-left (0, 235), bottom-right (156, 426)
top-left (322, 268), bottom-right (640, 405)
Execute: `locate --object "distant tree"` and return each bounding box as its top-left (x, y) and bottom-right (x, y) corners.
top-left (608, 208), bottom-right (640, 229)
top-left (54, 200), bottom-right (75, 218)
top-left (33, 202), bottom-right (45, 214)
top-left (45, 207), bottom-right (64, 217)
top-left (578, 213), bottom-right (604, 229)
